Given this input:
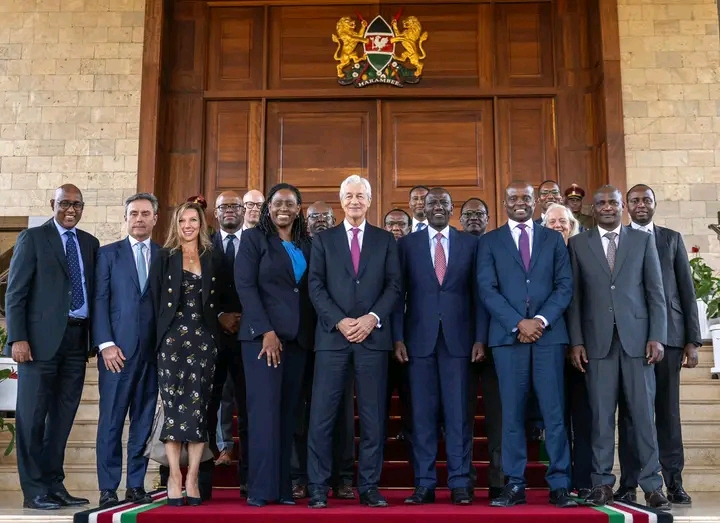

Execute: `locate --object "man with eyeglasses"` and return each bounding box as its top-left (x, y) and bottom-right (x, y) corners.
top-left (384, 209), bottom-right (411, 240)
top-left (459, 199), bottom-right (489, 237)
top-left (5, 184), bottom-right (99, 510)
top-left (536, 181), bottom-right (564, 224)
top-left (243, 189), bottom-right (265, 229)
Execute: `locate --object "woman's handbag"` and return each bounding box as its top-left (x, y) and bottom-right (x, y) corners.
top-left (144, 403), bottom-right (214, 467)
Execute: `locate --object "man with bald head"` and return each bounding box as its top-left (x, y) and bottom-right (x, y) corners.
top-left (5, 184), bottom-right (99, 510)
top-left (243, 189), bottom-right (265, 229)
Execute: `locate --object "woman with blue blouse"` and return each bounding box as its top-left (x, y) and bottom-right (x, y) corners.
top-left (234, 183), bottom-right (315, 506)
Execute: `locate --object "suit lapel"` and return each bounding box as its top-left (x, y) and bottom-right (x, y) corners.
top-left (121, 238), bottom-right (141, 292)
top-left (79, 232), bottom-right (93, 282)
top-left (417, 227), bottom-right (438, 286)
top-left (270, 235), bottom-right (296, 285)
top-left (528, 224), bottom-right (543, 273)
top-left (357, 225), bottom-right (374, 278)
top-left (441, 227), bottom-right (460, 286)
top-left (498, 223), bottom-right (526, 272)
top-left (612, 226), bottom-right (630, 278)
top-left (335, 225), bottom-right (356, 277)
top-left (44, 220), bottom-right (70, 277)
top-left (589, 228), bottom-right (612, 277)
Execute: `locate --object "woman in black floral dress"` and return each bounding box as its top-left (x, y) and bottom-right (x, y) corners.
top-left (150, 201), bottom-right (218, 506)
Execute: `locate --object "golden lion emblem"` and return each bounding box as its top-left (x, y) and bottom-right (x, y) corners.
top-left (331, 17), bottom-right (368, 78)
top-left (391, 16), bottom-right (428, 77)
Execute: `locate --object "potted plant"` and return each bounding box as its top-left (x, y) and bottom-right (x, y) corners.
top-left (689, 246), bottom-right (719, 339)
top-left (0, 325), bottom-right (16, 455)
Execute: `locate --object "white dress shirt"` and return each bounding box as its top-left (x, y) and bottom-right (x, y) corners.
top-left (412, 218), bottom-right (429, 233)
top-left (598, 224), bottom-right (623, 256)
top-left (506, 218), bottom-right (548, 328)
top-left (220, 228), bottom-right (241, 256)
top-left (631, 222), bottom-right (654, 235)
top-left (428, 225), bottom-right (450, 267)
top-left (342, 219), bottom-right (380, 327)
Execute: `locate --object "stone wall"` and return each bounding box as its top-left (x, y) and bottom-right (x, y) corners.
top-left (0, 0), bottom-right (144, 243)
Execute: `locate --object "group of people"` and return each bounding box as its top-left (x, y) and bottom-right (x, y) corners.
top-left (3, 175), bottom-right (700, 513)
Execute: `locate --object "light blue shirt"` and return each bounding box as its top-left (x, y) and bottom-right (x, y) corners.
top-left (54, 219), bottom-right (88, 319)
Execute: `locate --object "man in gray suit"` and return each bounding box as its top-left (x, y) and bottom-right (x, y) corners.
top-left (566, 185), bottom-right (671, 510)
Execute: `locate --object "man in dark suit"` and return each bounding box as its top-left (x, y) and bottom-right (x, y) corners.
top-left (393, 187), bottom-right (487, 505)
top-left (5, 184), bottom-right (99, 510)
top-left (477, 181), bottom-right (575, 508)
top-left (385, 208), bottom-right (411, 241)
top-left (615, 184), bottom-right (700, 505)
top-left (408, 186), bottom-right (429, 232)
top-left (536, 180), bottom-right (564, 224)
top-left (93, 193), bottom-right (160, 507)
top-left (307, 175), bottom-right (401, 508)
top-left (567, 185), bottom-right (671, 510)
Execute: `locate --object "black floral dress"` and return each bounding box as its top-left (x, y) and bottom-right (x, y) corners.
top-left (158, 270), bottom-right (217, 442)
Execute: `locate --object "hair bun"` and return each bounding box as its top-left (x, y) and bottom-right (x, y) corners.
top-left (186, 195), bottom-right (207, 210)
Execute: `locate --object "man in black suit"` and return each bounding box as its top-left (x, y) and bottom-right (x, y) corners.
top-left (615, 184), bottom-right (700, 505)
top-left (5, 184), bottom-right (99, 510)
top-left (307, 175), bottom-right (401, 508)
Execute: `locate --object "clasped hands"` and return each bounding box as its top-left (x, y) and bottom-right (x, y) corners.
top-left (337, 315), bottom-right (377, 344)
top-left (517, 318), bottom-right (545, 344)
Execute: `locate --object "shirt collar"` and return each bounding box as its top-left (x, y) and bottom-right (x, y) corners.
top-left (128, 235), bottom-right (151, 249)
top-left (221, 228), bottom-right (241, 240)
top-left (507, 218), bottom-right (534, 231)
top-left (598, 224), bottom-right (623, 237)
top-left (428, 225), bottom-right (450, 239)
top-left (54, 218), bottom-right (76, 236)
top-left (344, 219), bottom-right (366, 232)
top-left (631, 221), bottom-right (654, 233)
top-left (412, 218), bottom-right (428, 227)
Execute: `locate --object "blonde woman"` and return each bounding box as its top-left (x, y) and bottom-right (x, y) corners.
top-left (149, 202), bottom-right (218, 506)
top-left (543, 203), bottom-right (580, 244)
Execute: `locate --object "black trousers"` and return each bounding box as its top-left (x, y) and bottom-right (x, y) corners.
top-left (15, 322), bottom-right (87, 498)
top-left (565, 362), bottom-right (592, 490)
top-left (386, 354), bottom-right (413, 459)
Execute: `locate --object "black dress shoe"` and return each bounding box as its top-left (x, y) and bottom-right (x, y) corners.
top-left (489, 486), bottom-right (504, 500)
top-left (404, 486), bottom-right (435, 504)
top-left (333, 485), bottom-right (356, 499)
top-left (550, 488), bottom-right (578, 508)
top-left (50, 491), bottom-right (90, 506)
top-left (667, 486), bottom-right (692, 505)
top-left (125, 487), bottom-right (152, 504)
top-left (308, 492), bottom-right (328, 509)
top-left (23, 495), bottom-right (61, 510)
top-left (576, 488), bottom-right (592, 500)
top-left (239, 484), bottom-right (248, 499)
top-left (613, 486), bottom-right (637, 503)
top-left (247, 497), bottom-right (267, 507)
top-left (278, 498), bottom-right (296, 505)
top-left (450, 487), bottom-right (473, 505)
top-left (99, 490), bottom-right (119, 507)
top-left (490, 484), bottom-right (526, 507)
top-left (359, 489), bottom-right (389, 507)
top-left (645, 489), bottom-right (672, 511)
top-left (586, 485), bottom-right (614, 507)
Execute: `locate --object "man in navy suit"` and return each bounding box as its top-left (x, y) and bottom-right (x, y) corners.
top-left (393, 188), bottom-right (487, 505)
top-left (307, 175), bottom-right (401, 509)
top-left (93, 193), bottom-right (160, 507)
top-left (477, 181), bottom-right (575, 508)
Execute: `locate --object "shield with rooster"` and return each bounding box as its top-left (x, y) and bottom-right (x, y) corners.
top-left (363, 16), bottom-right (395, 73)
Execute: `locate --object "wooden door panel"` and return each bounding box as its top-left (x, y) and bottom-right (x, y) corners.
top-left (381, 100), bottom-right (496, 229)
top-left (265, 101), bottom-right (378, 223)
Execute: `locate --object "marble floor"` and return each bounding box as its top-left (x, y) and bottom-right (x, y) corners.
top-left (0, 490), bottom-right (716, 522)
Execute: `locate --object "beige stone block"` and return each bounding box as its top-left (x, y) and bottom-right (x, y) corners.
top-left (16, 107), bottom-right (42, 124)
top-left (691, 4), bottom-right (719, 20)
top-left (690, 183), bottom-right (719, 201)
top-left (0, 140), bottom-right (13, 156)
top-left (77, 91), bottom-right (105, 107)
top-left (108, 27), bottom-right (132, 43)
top-left (51, 74), bottom-right (94, 91)
top-left (661, 150), bottom-right (690, 166)
top-left (37, 0), bottom-right (61, 11)
top-left (658, 85), bottom-right (686, 101)
top-left (674, 100), bottom-right (701, 116)
top-left (41, 107), bottom-right (86, 124)
top-left (134, 0), bottom-right (145, 11)
top-left (37, 173), bottom-right (64, 189)
top-left (685, 116), bottom-right (713, 132)
top-left (676, 133), bottom-right (705, 148)
top-left (0, 175), bottom-right (11, 191)
top-left (707, 23), bottom-right (719, 35)
top-left (19, 75), bottom-right (53, 91)
top-left (682, 51), bottom-right (710, 67)
top-left (29, 58), bottom-right (56, 75)
top-left (88, 139), bottom-right (115, 156)
top-left (698, 100), bottom-right (720, 116)
top-left (105, 58), bottom-right (134, 75)
top-left (77, 156), bottom-right (103, 173)
top-left (645, 68), bottom-right (674, 84)
top-left (84, 27), bottom-right (108, 43)
top-left (629, 85), bottom-right (659, 101)
top-left (121, 111), bottom-right (139, 128)
top-left (25, 123), bottom-right (53, 139)
top-left (118, 74), bottom-right (140, 91)
top-left (656, 20), bottom-right (681, 35)
top-left (60, 0), bottom-right (85, 12)
top-left (124, 156), bottom-right (137, 172)
top-left (64, 140), bottom-right (90, 156)
top-left (0, 45), bottom-right (22, 60)
top-left (624, 51), bottom-right (656, 68)
top-left (7, 59), bottom-right (31, 75)
top-left (621, 68), bottom-right (647, 86)
top-left (121, 11), bottom-right (144, 27)
top-left (96, 188), bottom-right (120, 205)
top-left (680, 21), bottom-right (709, 35)
top-left (76, 123), bottom-right (126, 140)
top-left (102, 155), bottom-right (124, 171)
top-left (660, 184), bottom-right (691, 202)
top-left (51, 155), bottom-right (77, 172)
top-left (48, 12), bottom-right (74, 28)
top-left (71, 12), bottom-right (98, 28)
top-left (35, 26), bottom-right (60, 44)
top-left (692, 217), bottom-right (714, 235)
top-left (1, 156), bottom-right (25, 173)
top-left (685, 84), bottom-right (710, 99)
top-left (635, 150), bottom-right (664, 166)
top-left (90, 107), bottom-right (116, 123)
top-left (695, 36), bottom-right (720, 51)
top-left (82, 205), bottom-right (107, 223)
top-left (641, 5), bottom-right (668, 20)
top-left (118, 43), bottom-right (141, 60)
top-left (680, 201), bottom-right (708, 218)
top-left (657, 117), bottom-right (686, 133)
top-left (103, 90), bottom-right (133, 107)
top-left (132, 26), bottom-right (144, 43)
top-left (688, 150), bottom-right (715, 166)
top-left (655, 36), bottom-right (695, 52)
top-left (93, 43), bottom-right (119, 59)
top-left (79, 58), bottom-right (105, 74)
top-left (655, 51), bottom-right (683, 68)
top-left (619, 5), bottom-right (643, 20)
top-left (665, 4), bottom-right (694, 19)
top-left (0, 75), bottom-right (19, 92)
top-left (674, 166), bottom-right (707, 182)
top-left (0, 124), bottom-right (25, 139)
top-left (9, 27), bottom-right (34, 44)
top-left (56, 59), bottom-right (82, 75)
top-left (701, 132), bottom-right (719, 149)
top-left (11, 174), bottom-right (38, 190)
top-left (94, 12), bottom-right (123, 27)
top-left (94, 74), bottom-right (119, 91)
top-left (0, 108), bottom-right (17, 124)
top-left (26, 156), bottom-right (52, 172)
top-left (114, 139), bottom-right (137, 156)
top-left (649, 133), bottom-right (677, 149)
top-left (697, 68), bottom-right (720, 84)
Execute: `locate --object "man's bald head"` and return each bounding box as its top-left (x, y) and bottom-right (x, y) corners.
top-left (51, 184), bottom-right (84, 230)
top-left (242, 189), bottom-right (265, 228)
top-left (215, 190), bottom-right (243, 233)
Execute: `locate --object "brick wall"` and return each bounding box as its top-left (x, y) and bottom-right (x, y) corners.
top-left (619, 0), bottom-right (720, 266)
top-left (0, 0), bottom-right (144, 243)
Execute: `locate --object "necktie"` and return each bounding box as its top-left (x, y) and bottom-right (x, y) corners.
top-left (434, 232), bottom-right (446, 285)
top-left (517, 223), bottom-right (531, 271)
top-left (605, 232), bottom-right (618, 271)
top-left (350, 228), bottom-right (361, 275)
top-left (65, 231), bottom-right (85, 310)
top-left (136, 242), bottom-right (147, 290)
top-left (416, 223), bottom-right (426, 232)
top-left (225, 234), bottom-right (236, 267)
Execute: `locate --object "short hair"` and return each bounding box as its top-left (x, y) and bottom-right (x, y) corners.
top-left (542, 203), bottom-right (580, 238)
top-left (538, 179), bottom-right (559, 189)
top-left (339, 174), bottom-right (372, 201)
top-left (409, 185), bottom-right (430, 196)
top-left (626, 184), bottom-right (656, 201)
top-left (125, 192), bottom-right (159, 216)
top-left (593, 184), bottom-right (622, 199)
top-left (460, 197), bottom-right (489, 214)
top-left (384, 208), bottom-right (411, 224)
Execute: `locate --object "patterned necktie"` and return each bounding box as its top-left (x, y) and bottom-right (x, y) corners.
top-left (605, 232), bottom-right (618, 271)
top-left (350, 228), bottom-right (361, 275)
top-left (416, 223), bottom-right (426, 232)
top-left (517, 223), bottom-right (531, 271)
top-left (65, 231), bottom-right (85, 310)
top-left (136, 242), bottom-right (147, 290)
top-left (225, 234), bottom-right (236, 268)
top-left (434, 232), bottom-right (446, 285)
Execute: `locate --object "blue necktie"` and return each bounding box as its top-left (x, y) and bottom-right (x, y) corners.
top-left (136, 242), bottom-right (147, 291)
top-left (225, 234), bottom-right (236, 268)
top-left (65, 231), bottom-right (85, 310)
top-left (415, 223), bottom-right (426, 232)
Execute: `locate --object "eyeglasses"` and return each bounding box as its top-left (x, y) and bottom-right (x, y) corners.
top-left (461, 211), bottom-right (487, 218)
top-left (308, 212), bottom-right (332, 220)
top-left (216, 204), bottom-right (243, 212)
top-left (244, 202), bottom-right (262, 210)
top-left (57, 200), bottom-right (84, 211)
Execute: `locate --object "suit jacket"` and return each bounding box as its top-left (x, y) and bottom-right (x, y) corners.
top-left (477, 223), bottom-right (573, 348)
top-left (4, 219), bottom-right (99, 360)
top-left (234, 228), bottom-right (315, 350)
top-left (309, 223), bottom-right (401, 352)
top-left (92, 237), bottom-right (160, 360)
top-left (392, 227), bottom-right (488, 358)
top-left (211, 232), bottom-right (243, 316)
top-left (644, 225), bottom-right (701, 348)
top-left (567, 227), bottom-right (667, 359)
top-left (149, 248), bottom-right (219, 350)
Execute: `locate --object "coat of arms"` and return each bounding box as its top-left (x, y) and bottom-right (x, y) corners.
top-left (331, 11), bottom-right (428, 88)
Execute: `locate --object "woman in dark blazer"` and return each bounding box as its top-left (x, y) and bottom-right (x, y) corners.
top-left (149, 201), bottom-right (219, 506)
top-left (235, 183), bottom-right (314, 506)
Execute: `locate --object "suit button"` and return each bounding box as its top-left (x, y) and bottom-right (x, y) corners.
top-left (526, 280), bottom-right (530, 284)
top-left (609, 307), bottom-right (613, 312)
top-left (168, 289), bottom-right (172, 293)
top-left (212, 277), bottom-right (216, 281)
top-left (356, 280), bottom-right (360, 284)
top-left (611, 285), bottom-right (615, 290)
top-left (167, 302), bottom-right (172, 307)
top-left (168, 275), bottom-right (171, 280)
top-left (211, 290), bottom-right (215, 294)
top-left (294, 288), bottom-right (299, 293)
top-left (210, 303), bottom-right (214, 308)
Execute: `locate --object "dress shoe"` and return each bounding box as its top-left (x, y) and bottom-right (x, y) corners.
top-left (292, 484), bottom-right (307, 499)
top-left (125, 487), bottom-right (152, 504)
top-left (239, 484), bottom-right (248, 498)
top-left (278, 498), bottom-right (295, 505)
top-left (490, 484), bottom-right (526, 507)
top-left (333, 485), bottom-right (355, 499)
top-left (645, 489), bottom-right (672, 511)
top-left (215, 450), bottom-right (231, 466)
top-left (586, 485), bottom-right (614, 507)
top-left (404, 486), bottom-right (435, 504)
top-left (308, 492), bottom-right (328, 509)
top-left (99, 490), bottom-right (119, 507)
top-left (247, 497), bottom-right (267, 507)
top-left (450, 487), bottom-right (473, 505)
top-left (359, 489), bottom-right (389, 507)
top-left (186, 496), bottom-right (202, 506)
top-left (489, 486), bottom-right (504, 500)
top-left (22, 495), bottom-right (61, 510)
top-left (50, 491), bottom-right (90, 506)
top-left (613, 486), bottom-right (636, 502)
top-left (576, 488), bottom-right (592, 500)
top-left (667, 486), bottom-right (692, 505)
top-left (549, 488), bottom-right (578, 508)
top-left (166, 497), bottom-right (185, 506)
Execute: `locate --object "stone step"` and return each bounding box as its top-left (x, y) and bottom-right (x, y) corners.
top-left (680, 399), bottom-right (720, 420)
top-left (679, 380), bottom-right (720, 401)
top-left (0, 464), bottom-right (158, 492)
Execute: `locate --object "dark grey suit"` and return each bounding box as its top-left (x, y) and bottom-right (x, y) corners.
top-left (567, 226), bottom-right (666, 493)
top-left (618, 224), bottom-right (701, 490)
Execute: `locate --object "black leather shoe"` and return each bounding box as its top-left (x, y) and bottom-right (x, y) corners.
top-left (333, 485), bottom-right (355, 499)
top-left (490, 484), bottom-right (526, 507)
top-left (99, 490), bottom-right (119, 507)
top-left (308, 492), bottom-right (328, 509)
top-left (125, 487), bottom-right (152, 504)
top-left (645, 489), bottom-right (672, 511)
top-left (613, 486), bottom-right (637, 503)
top-left (576, 488), bottom-right (592, 500)
top-left (23, 495), bottom-right (61, 510)
top-left (550, 488), bottom-right (578, 508)
top-left (239, 484), bottom-right (248, 499)
top-left (451, 487), bottom-right (473, 505)
top-left (247, 497), bottom-right (267, 507)
top-left (667, 486), bottom-right (692, 505)
top-left (359, 489), bottom-right (389, 507)
top-left (404, 486), bottom-right (435, 504)
top-left (50, 491), bottom-right (90, 506)
top-left (489, 486), bottom-right (504, 500)
top-left (586, 485), bottom-right (614, 507)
